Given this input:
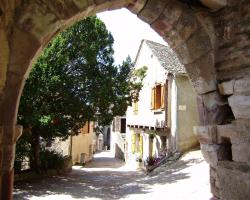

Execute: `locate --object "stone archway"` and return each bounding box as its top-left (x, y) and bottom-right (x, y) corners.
top-left (0, 0), bottom-right (250, 199)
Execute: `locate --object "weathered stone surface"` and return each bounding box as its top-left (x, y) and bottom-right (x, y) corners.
top-left (127, 0), bottom-right (147, 14)
top-left (1, 0), bottom-right (250, 199)
top-left (218, 161), bottom-right (250, 200)
top-left (8, 27), bottom-right (40, 76)
top-left (218, 80), bottom-right (235, 95)
top-left (0, 28), bottom-right (9, 95)
top-left (232, 142), bottom-right (250, 163)
top-left (217, 121), bottom-right (250, 163)
top-left (185, 51), bottom-right (216, 94)
top-left (17, 2), bottom-right (63, 43)
top-left (152, 3), bottom-right (195, 48)
top-left (217, 124), bottom-right (234, 140)
top-left (92, 0), bottom-right (129, 13)
top-left (195, 11), bottom-right (216, 50)
top-left (234, 75), bottom-right (250, 95)
top-left (197, 91), bottom-right (231, 125)
top-left (2, 145), bottom-right (15, 170)
top-left (0, 72), bottom-right (25, 125)
top-left (194, 125), bottom-right (217, 144)
top-left (201, 0), bottom-right (227, 11)
top-left (174, 28), bottom-right (212, 65)
top-left (210, 166), bottom-right (221, 198)
top-left (0, 125), bottom-right (23, 172)
top-left (201, 144), bottom-right (225, 167)
top-left (214, 0), bottom-right (250, 82)
top-left (228, 95), bottom-right (250, 119)
top-left (138, 0), bottom-right (167, 24)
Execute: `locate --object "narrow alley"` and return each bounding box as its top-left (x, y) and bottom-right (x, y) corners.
top-left (14, 150), bottom-right (212, 200)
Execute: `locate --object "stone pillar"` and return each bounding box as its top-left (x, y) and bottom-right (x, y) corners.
top-left (0, 125), bottom-right (22, 200)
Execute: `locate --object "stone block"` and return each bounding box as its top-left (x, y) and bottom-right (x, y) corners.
top-left (152, 3), bottom-right (196, 48)
top-left (138, 0), bottom-right (167, 24)
top-left (197, 91), bottom-right (231, 125)
top-left (194, 125), bottom-right (217, 144)
top-left (232, 142), bottom-right (250, 163)
top-left (73, 0), bottom-right (94, 9)
top-left (228, 95), bottom-right (250, 119)
top-left (216, 124), bottom-right (234, 142)
top-left (174, 28), bottom-right (212, 65)
top-left (8, 27), bottom-right (40, 76)
top-left (217, 161), bottom-right (250, 200)
top-left (234, 75), bottom-right (250, 95)
top-left (201, 0), bottom-right (227, 11)
top-left (218, 80), bottom-right (235, 95)
top-left (127, 0), bottom-right (147, 14)
top-left (201, 144), bottom-right (225, 167)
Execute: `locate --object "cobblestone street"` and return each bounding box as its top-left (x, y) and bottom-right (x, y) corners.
top-left (14, 150), bottom-right (212, 200)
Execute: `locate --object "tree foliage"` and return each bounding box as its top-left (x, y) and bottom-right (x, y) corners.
top-left (18, 16), bottom-right (146, 143)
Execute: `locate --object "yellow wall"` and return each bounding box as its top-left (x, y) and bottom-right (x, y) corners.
top-left (71, 121), bottom-right (96, 164)
top-left (176, 75), bottom-right (199, 152)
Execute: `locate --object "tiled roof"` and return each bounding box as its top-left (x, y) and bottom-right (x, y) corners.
top-left (144, 40), bottom-right (186, 74)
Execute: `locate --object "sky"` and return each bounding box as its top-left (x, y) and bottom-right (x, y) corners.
top-left (97, 8), bottom-right (167, 65)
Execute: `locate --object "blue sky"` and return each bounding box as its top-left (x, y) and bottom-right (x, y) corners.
top-left (97, 8), bottom-right (166, 65)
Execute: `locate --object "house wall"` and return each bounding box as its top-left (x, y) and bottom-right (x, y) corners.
top-left (47, 137), bottom-right (70, 156)
top-left (126, 42), bottom-right (166, 128)
top-left (111, 130), bottom-right (125, 160)
top-left (71, 121), bottom-right (96, 164)
top-left (175, 75), bottom-right (199, 152)
top-left (110, 117), bottom-right (126, 160)
top-left (169, 75), bottom-right (178, 153)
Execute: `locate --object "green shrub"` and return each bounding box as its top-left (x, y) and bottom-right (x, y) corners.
top-left (40, 149), bottom-right (64, 171)
top-left (15, 132), bottom-right (31, 173)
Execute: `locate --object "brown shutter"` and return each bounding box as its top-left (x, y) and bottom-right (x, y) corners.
top-left (151, 87), bottom-right (155, 110)
top-left (161, 84), bottom-right (165, 109)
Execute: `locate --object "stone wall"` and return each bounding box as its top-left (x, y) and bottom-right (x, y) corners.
top-left (0, 0), bottom-right (250, 199)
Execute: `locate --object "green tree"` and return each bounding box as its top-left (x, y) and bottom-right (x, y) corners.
top-left (17, 16), bottom-right (146, 172)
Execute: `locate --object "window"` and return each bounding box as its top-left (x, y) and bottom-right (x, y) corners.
top-left (151, 83), bottom-right (166, 110)
top-left (121, 118), bottom-right (126, 133)
top-left (82, 121), bottom-right (90, 134)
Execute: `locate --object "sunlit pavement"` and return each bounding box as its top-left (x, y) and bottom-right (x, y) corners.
top-left (14, 150), bottom-right (213, 200)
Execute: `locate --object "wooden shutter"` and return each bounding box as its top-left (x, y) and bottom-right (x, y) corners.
top-left (139, 135), bottom-right (143, 158)
top-left (161, 84), bottom-right (166, 109)
top-left (133, 101), bottom-right (138, 113)
top-left (151, 87), bottom-right (155, 110)
top-left (132, 134), bottom-right (136, 154)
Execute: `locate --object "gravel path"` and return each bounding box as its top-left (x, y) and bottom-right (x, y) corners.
top-left (14, 150), bottom-right (213, 200)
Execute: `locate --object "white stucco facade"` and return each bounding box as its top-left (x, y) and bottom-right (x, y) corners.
top-left (126, 40), bottom-right (199, 166)
top-left (126, 41), bottom-right (166, 128)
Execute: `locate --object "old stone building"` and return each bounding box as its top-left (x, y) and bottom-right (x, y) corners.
top-left (0, 0), bottom-right (250, 199)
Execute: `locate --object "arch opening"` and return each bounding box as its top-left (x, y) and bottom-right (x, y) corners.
top-left (1, 0), bottom-right (246, 200)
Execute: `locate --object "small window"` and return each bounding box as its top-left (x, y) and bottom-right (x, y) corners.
top-left (151, 83), bottom-right (166, 110)
top-left (82, 121), bottom-right (90, 134)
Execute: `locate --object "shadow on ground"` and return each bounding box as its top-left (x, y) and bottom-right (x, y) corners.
top-left (14, 155), bottom-right (203, 200)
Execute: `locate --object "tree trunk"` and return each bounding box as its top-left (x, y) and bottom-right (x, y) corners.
top-left (30, 129), bottom-right (41, 173)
